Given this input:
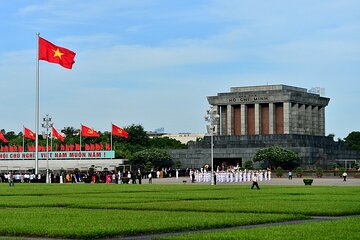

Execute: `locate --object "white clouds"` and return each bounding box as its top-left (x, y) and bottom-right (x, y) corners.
top-left (75, 43), bottom-right (237, 75)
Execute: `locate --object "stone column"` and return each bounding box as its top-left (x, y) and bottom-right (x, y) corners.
top-left (255, 103), bottom-right (260, 135)
top-left (269, 103), bottom-right (275, 134)
top-left (290, 103), bottom-right (299, 134)
top-left (305, 105), bottom-right (313, 135)
top-left (215, 105), bottom-right (221, 135)
top-left (319, 107), bottom-right (325, 136)
top-left (298, 104), bottom-right (306, 135)
top-left (241, 104), bottom-right (247, 135)
top-left (227, 105), bottom-right (233, 135)
top-left (283, 102), bottom-right (291, 134)
top-left (220, 105), bottom-right (226, 135)
top-left (312, 106), bottom-right (319, 135)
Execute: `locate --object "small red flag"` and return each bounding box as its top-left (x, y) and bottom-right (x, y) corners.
top-left (112, 124), bottom-right (129, 138)
top-left (38, 37), bottom-right (76, 69)
top-left (81, 125), bottom-right (100, 137)
top-left (52, 127), bottom-right (65, 142)
top-left (24, 127), bottom-right (36, 140)
top-left (105, 143), bottom-right (111, 150)
top-left (0, 131), bottom-right (8, 143)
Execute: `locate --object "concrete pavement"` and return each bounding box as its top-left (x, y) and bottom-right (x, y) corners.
top-left (145, 176), bottom-right (360, 186)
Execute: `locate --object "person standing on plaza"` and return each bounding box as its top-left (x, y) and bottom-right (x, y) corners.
top-left (137, 170), bottom-right (142, 184)
top-left (8, 171), bottom-right (14, 187)
top-left (251, 173), bottom-right (260, 190)
top-left (288, 170), bottom-right (293, 180)
top-left (148, 172), bottom-right (152, 184)
top-left (342, 171), bottom-right (348, 181)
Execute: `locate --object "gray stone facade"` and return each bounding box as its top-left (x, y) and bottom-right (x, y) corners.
top-left (169, 135), bottom-right (360, 169)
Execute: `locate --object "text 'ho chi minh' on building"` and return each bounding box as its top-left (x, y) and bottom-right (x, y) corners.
top-left (208, 85), bottom-right (329, 137)
top-left (168, 84), bottom-right (360, 170)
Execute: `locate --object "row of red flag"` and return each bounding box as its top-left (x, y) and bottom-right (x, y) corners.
top-left (0, 143), bottom-right (112, 153)
top-left (0, 124), bottom-right (128, 143)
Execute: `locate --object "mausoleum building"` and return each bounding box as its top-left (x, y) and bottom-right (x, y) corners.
top-left (208, 85), bottom-right (329, 137)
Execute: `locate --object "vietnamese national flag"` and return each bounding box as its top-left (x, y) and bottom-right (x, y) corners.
top-left (81, 125), bottom-right (100, 137)
top-left (0, 131), bottom-right (8, 143)
top-left (52, 127), bottom-right (64, 142)
top-left (24, 127), bottom-right (36, 140)
top-left (38, 37), bottom-right (76, 69)
top-left (112, 124), bottom-right (128, 138)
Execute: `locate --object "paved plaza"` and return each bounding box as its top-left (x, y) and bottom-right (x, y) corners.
top-left (146, 176), bottom-right (360, 186)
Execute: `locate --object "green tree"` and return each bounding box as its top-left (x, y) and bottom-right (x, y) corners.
top-left (61, 127), bottom-right (79, 137)
top-left (144, 161), bottom-right (154, 172)
top-left (253, 146), bottom-right (300, 169)
top-left (344, 131), bottom-right (360, 151)
top-left (129, 149), bottom-right (174, 170)
top-left (175, 160), bottom-right (182, 169)
top-left (295, 167), bottom-right (303, 177)
top-left (276, 167), bottom-right (284, 177)
top-left (125, 124), bottom-right (150, 146)
top-left (150, 137), bottom-right (186, 149)
top-left (244, 160), bottom-right (253, 169)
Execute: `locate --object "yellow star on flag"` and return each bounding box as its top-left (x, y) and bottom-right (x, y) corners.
top-left (52, 48), bottom-right (64, 59)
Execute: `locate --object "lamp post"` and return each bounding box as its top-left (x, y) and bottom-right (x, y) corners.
top-left (205, 106), bottom-right (219, 185)
top-left (42, 114), bottom-right (53, 184)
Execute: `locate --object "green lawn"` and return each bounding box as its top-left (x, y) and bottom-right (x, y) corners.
top-left (158, 216), bottom-right (360, 240)
top-left (0, 183), bottom-right (359, 239)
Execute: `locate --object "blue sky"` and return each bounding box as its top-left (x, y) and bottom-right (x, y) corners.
top-left (0, 0), bottom-right (359, 139)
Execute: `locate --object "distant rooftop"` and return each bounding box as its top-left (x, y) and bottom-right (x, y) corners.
top-left (230, 84), bottom-right (307, 93)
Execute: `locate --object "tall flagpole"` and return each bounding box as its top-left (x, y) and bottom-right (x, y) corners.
top-left (110, 122), bottom-right (113, 151)
top-left (80, 124), bottom-right (82, 161)
top-left (22, 127), bottom-right (25, 160)
top-left (50, 127), bottom-right (53, 162)
top-left (35, 32), bottom-right (40, 175)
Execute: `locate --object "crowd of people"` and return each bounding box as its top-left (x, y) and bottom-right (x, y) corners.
top-left (189, 167), bottom-right (272, 184)
top-left (0, 167), bottom-right (180, 185)
top-left (1, 166), bottom-right (273, 186)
